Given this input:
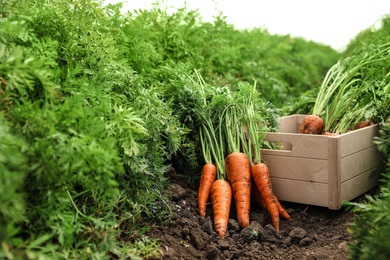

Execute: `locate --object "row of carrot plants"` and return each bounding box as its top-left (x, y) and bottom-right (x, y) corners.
top-left (0, 0), bottom-right (388, 258)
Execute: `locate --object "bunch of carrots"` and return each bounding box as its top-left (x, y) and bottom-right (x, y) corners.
top-left (197, 82), bottom-right (290, 237)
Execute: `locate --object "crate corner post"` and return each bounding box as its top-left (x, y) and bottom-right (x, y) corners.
top-left (327, 136), bottom-right (342, 210)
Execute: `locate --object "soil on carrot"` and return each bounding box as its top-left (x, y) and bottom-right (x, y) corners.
top-left (146, 169), bottom-right (378, 260)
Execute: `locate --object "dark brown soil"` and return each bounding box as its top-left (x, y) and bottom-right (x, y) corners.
top-left (146, 171), bottom-right (377, 260)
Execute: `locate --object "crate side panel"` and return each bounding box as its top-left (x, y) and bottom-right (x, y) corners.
top-left (263, 155), bottom-right (328, 183)
top-left (278, 114), bottom-right (307, 133)
top-left (263, 133), bottom-right (329, 159)
top-left (340, 145), bottom-right (383, 182)
top-left (339, 125), bottom-right (379, 157)
top-left (271, 178), bottom-right (328, 207)
top-left (340, 168), bottom-right (379, 202)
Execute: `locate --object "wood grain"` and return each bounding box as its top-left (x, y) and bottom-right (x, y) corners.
top-left (262, 114), bottom-right (382, 210)
top-left (271, 178), bottom-right (328, 207)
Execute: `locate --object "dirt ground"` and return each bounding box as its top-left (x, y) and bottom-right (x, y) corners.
top-left (146, 170), bottom-right (377, 260)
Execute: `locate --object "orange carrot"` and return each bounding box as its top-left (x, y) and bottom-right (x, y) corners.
top-left (199, 111), bottom-right (231, 237)
top-left (251, 162), bottom-right (280, 232)
top-left (198, 163), bottom-right (217, 217)
top-left (259, 163), bottom-right (291, 221)
top-left (354, 119), bottom-right (374, 130)
top-left (300, 114), bottom-right (324, 134)
top-left (252, 180), bottom-right (290, 220)
top-left (225, 151), bottom-right (251, 229)
top-left (274, 196), bottom-right (291, 220)
top-left (211, 179), bottom-right (232, 237)
top-left (251, 181), bottom-right (266, 210)
top-left (237, 86), bottom-right (290, 231)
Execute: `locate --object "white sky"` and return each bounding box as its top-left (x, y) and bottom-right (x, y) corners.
top-left (105, 0), bottom-right (390, 51)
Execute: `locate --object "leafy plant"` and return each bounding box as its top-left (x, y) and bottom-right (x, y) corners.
top-left (0, 114), bottom-right (27, 240)
top-left (346, 118), bottom-right (390, 260)
top-left (311, 42), bottom-right (390, 133)
top-left (0, 0), bottom-right (346, 258)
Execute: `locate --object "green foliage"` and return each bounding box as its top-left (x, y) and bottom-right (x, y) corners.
top-left (0, 114), bottom-right (27, 239)
top-left (288, 13), bottom-right (390, 132)
top-left (282, 88), bottom-right (317, 115)
top-left (0, 0), bottom-right (177, 258)
top-left (346, 119), bottom-right (390, 260)
top-left (334, 12), bottom-right (390, 260)
top-left (0, 0), bottom-right (343, 258)
top-left (375, 118), bottom-right (390, 157)
top-left (313, 42), bottom-right (390, 133)
top-left (286, 14), bottom-right (390, 118)
top-left (112, 3), bottom-right (339, 108)
top-left (343, 14), bottom-right (390, 57)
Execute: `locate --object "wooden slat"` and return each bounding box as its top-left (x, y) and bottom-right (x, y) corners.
top-left (278, 114), bottom-right (307, 133)
top-left (264, 155), bottom-right (328, 183)
top-left (339, 125), bottom-right (379, 157)
top-left (340, 145), bottom-right (382, 182)
top-left (340, 168), bottom-right (380, 203)
top-left (271, 178), bottom-right (328, 207)
top-left (263, 132), bottom-right (329, 159)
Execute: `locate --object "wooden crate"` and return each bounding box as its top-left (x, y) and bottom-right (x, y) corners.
top-left (262, 114), bottom-right (382, 210)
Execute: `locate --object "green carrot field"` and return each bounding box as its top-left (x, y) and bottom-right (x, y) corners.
top-left (0, 0), bottom-right (389, 259)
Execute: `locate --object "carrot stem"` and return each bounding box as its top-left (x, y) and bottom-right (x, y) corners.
top-left (202, 122), bottom-right (226, 180)
top-left (313, 43), bottom-right (390, 133)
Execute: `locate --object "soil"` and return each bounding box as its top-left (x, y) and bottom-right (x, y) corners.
top-left (146, 170), bottom-right (377, 260)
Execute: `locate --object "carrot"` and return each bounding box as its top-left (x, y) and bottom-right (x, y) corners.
top-left (251, 162), bottom-right (280, 232)
top-left (211, 179), bottom-right (232, 237)
top-left (225, 151), bottom-right (251, 228)
top-left (251, 181), bottom-right (266, 209)
top-left (193, 73), bottom-right (236, 237)
top-left (252, 180), bottom-right (290, 220)
top-left (354, 119), bottom-right (374, 130)
top-left (198, 126), bottom-right (218, 217)
top-left (259, 162), bottom-right (291, 221)
top-left (222, 104), bottom-right (252, 229)
top-left (274, 196), bottom-right (290, 220)
top-left (299, 114), bottom-right (324, 135)
top-left (237, 85), bottom-right (290, 231)
top-left (198, 163), bottom-right (217, 217)
top-left (199, 108), bottom-right (231, 237)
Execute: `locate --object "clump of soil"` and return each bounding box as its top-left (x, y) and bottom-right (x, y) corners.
top-left (146, 171), bottom-right (376, 260)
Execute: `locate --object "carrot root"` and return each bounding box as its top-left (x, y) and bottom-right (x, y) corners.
top-left (251, 162), bottom-right (280, 232)
top-left (211, 179), bottom-right (232, 237)
top-left (300, 114), bottom-right (324, 135)
top-left (252, 179), bottom-right (290, 220)
top-left (274, 196), bottom-right (291, 220)
top-left (251, 182), bottom-right (267, 210)
top-left (355, 119), bottom-right (374, 130)
top-left (198, 163), bottom-right (217, 217)
top-left (225, 152), bottom-right (251, 229)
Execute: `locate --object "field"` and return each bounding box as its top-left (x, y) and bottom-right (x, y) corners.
top-left (1, 0), bottom-right (390, 259)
